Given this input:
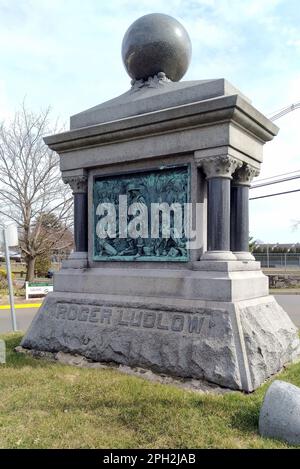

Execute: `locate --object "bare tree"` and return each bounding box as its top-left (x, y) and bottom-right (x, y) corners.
top-left (0, 104), bottom-right (73, 281)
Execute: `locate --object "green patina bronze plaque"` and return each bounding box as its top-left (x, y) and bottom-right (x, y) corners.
top-left (93, 165), bottom-right (190, 261)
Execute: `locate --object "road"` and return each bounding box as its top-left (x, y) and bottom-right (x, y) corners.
top-left (0, 307), bottom-right (38, 334)
top-left (0, 295), bottom-right (299, 334)
top-left (274, 294), bottom-right (300, 328)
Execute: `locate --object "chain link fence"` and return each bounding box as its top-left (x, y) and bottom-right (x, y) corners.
top-left (253, 252), bottom-right (300, 270)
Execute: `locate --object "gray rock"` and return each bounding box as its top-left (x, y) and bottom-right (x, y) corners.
top-left (259, 380), bottom-right (300, 446)
top-left (16, 345), bottom-right (230, 394)
top-left (239, 301), bottom-right (300, 390)
top-left (121, 13), bottom-right (192, 82)
top-left (0, 340), bottom-right (5, 364)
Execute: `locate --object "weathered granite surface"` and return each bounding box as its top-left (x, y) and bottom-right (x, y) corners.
top-left (21, 292), bottom-right (300, 392)
top-left (15, 346), bottom-right (231, 395)
top-left (240, 301), bottom-right (300, 390)
top-left (69, 79), bottom-right (249, 129)
top-left (52, 266), bottom-right (269, 302)
top-left (259, 380), bottom-right (300, 446)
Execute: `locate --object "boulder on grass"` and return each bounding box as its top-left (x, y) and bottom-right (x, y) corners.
top-left (259, 380), bottom-right (300, 446)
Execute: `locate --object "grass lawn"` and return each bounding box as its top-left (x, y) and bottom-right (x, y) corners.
top-left (270, 288), bottom-right (300, 294)
top-left (0, 333), bottom-right (300, 449)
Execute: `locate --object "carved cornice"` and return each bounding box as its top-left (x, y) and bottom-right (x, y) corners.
top-left (232, 164), bottom-right (260, 186)
top-left (131, 72), bottom-right (171, 91)
top-left (63, 175), bottom-right (88, 194)
top-left (198, 155), bottom-right (243, 179)
top-left (44, 95), bottom-right (278, 155)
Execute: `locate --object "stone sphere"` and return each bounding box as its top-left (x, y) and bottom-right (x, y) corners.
top-left (122, 13), bottom-right (192, 82)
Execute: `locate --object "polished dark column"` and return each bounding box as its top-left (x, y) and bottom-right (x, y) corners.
top-left (74, 192), bottom-right (88, 252)
top-left (230, 164), bottom-right (259, 260)
top-left (200, 155), bottom-right (241, 260)
top-left (63, 174), bottom-right (88, 254)
top-left (230, 184), bottom-right (249, 252)
top-left (207, 177), bottom-right (231, 251)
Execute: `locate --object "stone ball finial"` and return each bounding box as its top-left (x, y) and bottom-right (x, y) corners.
top-left (122, 13), bottom-right (192, 82)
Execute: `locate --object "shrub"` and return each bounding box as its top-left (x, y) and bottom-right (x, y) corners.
top-left (35, 254), bottom-right (51, 277)
top-left (0, 278), bottom-right (7, 289)
top-left (0, 269), bottom-right (14, 280)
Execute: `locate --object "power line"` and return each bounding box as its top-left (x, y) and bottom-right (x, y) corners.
top-left (254, 169), bottom-right (300, 183)
top-left (251, 174), bottom-right (300, 189)
top-left (269, 102), bottom-right (300, 121)
top-left (250, 102), bottom-right (300, 196)
top-left (250, 188), bottom-right (300, 200)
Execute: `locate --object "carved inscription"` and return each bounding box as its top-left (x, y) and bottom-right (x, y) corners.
top-left (49, 303), bottom-right (214, 336)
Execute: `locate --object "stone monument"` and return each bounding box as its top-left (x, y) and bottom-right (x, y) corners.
top-left (21, 13), bottom-right (300, 391)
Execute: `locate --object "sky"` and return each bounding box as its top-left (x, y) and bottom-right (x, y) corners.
top-left (0, 0), bottom-right (299, 243)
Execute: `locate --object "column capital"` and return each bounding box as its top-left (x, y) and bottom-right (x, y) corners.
top-left (232, 164), bottom-right (260, 187)
top-left (63, 174), bottom-right (88, 194)
top-left (198, 155), bottom-right (242, 180)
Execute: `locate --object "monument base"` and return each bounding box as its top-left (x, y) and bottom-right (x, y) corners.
top-left (21, 268), bottom-right (300, 392)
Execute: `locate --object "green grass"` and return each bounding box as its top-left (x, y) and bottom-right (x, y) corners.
top-left (270, 288), bottom-right (300, 294)
top-left (0, 333), bottom-right (300, 449)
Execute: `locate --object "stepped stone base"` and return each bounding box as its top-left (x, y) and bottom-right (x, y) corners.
top-left (21, 283), bottom-right (300, 392)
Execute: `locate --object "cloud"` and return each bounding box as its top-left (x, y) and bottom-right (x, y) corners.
top-left (287, 39), bottom-right (300, 48)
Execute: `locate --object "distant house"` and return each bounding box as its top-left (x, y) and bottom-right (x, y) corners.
top-left (0, 249), bottom-right (22, 262)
